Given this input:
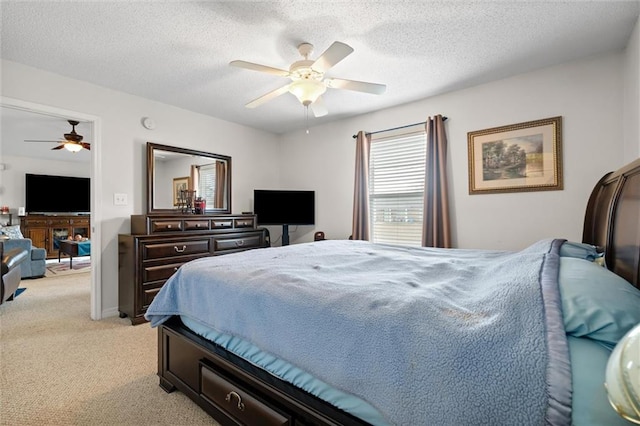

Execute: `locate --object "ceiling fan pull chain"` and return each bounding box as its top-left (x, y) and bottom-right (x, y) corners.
top-left (305, 105), bottom-right (310, 134)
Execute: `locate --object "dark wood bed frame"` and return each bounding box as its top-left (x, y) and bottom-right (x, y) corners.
top-left (157, 157), bottom-right (640, 425)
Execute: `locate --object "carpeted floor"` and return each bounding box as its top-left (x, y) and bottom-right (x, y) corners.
top-left (0, 273), bottom-right (218, 425)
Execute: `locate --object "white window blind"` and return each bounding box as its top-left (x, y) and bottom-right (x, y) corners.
top-left (369, 131), bottom-right (426, 246)
top-left (198, 163), bottom-right (216, 209)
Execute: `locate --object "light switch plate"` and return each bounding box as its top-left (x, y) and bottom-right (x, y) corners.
top-left (114, 193), bottom-right (127, 206)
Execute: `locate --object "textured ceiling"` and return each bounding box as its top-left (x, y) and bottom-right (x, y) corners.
top-left (1, 1), bottom-right (639, 137)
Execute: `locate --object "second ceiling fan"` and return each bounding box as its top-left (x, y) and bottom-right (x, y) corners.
top-left (230, 41), bottom-right (386, 117)
top-left (25, 120), bottom-right (91, 152)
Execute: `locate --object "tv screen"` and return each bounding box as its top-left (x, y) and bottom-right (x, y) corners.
top-left (25, 173), bottom-right (90, 214)
top-left (254, 190), bottom-right (315, 225)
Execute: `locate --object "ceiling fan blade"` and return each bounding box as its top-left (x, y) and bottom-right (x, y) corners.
top-left (81, 143), bottom-right (91, 150)
top-left (246, 84), bottom-right (291, 109)
top-left (310, 96), bottom-right (328, 117)
top-left (229, 60), bottom-right (290, 77)
top-left (325, 78), bottom-right (387, 95)
top-left (51, 145), bottom-right (65, 150)
top-left (312, 42), bottom-right (354, 73)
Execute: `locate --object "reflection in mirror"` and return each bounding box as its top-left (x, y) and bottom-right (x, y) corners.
top-left (147, 142), bottom-right (231, 214)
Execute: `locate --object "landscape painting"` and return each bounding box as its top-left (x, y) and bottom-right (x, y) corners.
top-left (468, 117), bottom-right (562, 194)
top-left (482, 134), bottom-right (543, 181)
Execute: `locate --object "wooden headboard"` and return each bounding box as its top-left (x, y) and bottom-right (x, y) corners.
top-left (583, 157), bottom-right (640, 289)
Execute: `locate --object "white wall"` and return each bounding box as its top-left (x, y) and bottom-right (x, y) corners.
top-left (280, 52), bottom-right (627, 251)
top-left (624, 15), bottom-right (640, 158)
top-left (1, 59), bottom-right (281, 318)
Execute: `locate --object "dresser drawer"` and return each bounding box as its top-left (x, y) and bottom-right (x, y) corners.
top-left (143, 262), bottom-right (184, 283)
top-left (141, 284), bottom-right (163, 308)
top-left (214, 234), bottom-right (263, 253)
top-left (184, 220), bottom-right (210, 231)
top-left (24, 218), bottom-right (50, 226)
top-left (211, 220), bottom-right (233, 229)
top-left (200, 364), bottom-right (290, 426)
top-left (69, 218), bottom-right (90, 225)
top-left (150, 220), bottom-right (183, 232)
top-left (234, 218), bottom-right (254, 228)
top-left (49, 218), bottom-right (72, 226)
top-left (142, 239), bottom-right (211, 260)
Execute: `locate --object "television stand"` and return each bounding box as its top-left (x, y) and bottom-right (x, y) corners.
top-left (20, 214), bottom-right (91, 260)
top-left (282, 224), bottom-right (290, 246)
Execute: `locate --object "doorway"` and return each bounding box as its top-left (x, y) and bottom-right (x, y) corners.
top-left (0, 97), bottom-right (102, 320)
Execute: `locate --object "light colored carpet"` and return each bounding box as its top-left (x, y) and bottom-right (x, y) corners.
top-left (0, 273), bottom-right (218, 425)
top-left (45, 258), bottom-right (91, 277)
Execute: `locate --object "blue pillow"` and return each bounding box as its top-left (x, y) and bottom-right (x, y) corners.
top-left (559, 256), bottom-right (640, 346)
top-left (559, 241), bottom-right (603, 262)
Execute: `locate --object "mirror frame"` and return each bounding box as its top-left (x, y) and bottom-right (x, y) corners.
top-left (147, 142), bottom-right (232, 215)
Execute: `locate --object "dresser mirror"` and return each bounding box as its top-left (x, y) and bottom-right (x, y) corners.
top-left (147, 142), bottom-right (231, 215)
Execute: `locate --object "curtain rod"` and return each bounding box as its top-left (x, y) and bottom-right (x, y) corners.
top-left (351, 116), bottom-right (447, 139)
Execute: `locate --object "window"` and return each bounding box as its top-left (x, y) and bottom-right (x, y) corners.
top-left (197, 163), bottom-right (217, 209)
top-left (369, 130), bottom-right (426, 246)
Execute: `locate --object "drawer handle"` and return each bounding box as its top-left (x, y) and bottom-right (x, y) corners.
top-left (225, 391), bottom-right (245, 412)
top-left (195, 224), bottom-right (201, 228)
top-left (174, 245), bottom-right (187, 253)
top-left (235, 240), bottom-right (245, 247)
top-left (174, 267), bottom-right (179, 272)
top-left (167, 224), bottom-right (172, 229)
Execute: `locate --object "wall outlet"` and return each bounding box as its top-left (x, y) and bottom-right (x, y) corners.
top-left (114, 193), bottom-right (128, 206)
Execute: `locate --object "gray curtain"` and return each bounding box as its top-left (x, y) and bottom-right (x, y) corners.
top-left (422, 115), bottom-right (451, 248)
top-left (352, 131), bottom-right (371, 240)
top-left (215, 161), bottom-right (226, 208)
top-left (190, 165), bottom-right (199, 193)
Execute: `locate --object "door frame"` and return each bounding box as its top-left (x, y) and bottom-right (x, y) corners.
top-left (1, 96), bottom-right (103, 320)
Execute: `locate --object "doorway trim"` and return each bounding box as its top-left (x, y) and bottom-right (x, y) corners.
top-left (1, 96), bottom-right (103, 320)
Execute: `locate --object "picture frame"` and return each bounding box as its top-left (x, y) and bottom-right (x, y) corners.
top-left (467, 116), bottom-right (562, 194)
top-left (172, 176), bottom-right (190, 206)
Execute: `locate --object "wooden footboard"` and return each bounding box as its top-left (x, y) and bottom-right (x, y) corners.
top-left (158, 317), bottom-right (371, 426)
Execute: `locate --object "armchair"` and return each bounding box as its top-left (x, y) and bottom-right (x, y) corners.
top-left (0, 237), bottom-right (46, 279)
top-left (1, 241), bottom-right (28, 304)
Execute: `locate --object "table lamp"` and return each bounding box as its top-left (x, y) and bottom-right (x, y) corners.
top-left (605, 323), bottom-right (640, 424)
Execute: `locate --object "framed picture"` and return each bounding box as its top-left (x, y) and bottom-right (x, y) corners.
top-left (467, 116), bottom-right (562, 194)
top-left (172, 176), bottom-right (190, 206)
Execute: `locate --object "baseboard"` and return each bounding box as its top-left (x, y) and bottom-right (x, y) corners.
top-left (101, 307), bottom-right (120, 319)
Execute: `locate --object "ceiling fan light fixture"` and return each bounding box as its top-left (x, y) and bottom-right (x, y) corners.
top-left (289, 79), bottom-right (326, 106)
top-left (231, 41), bottom-right (385, 115)
top-left (64, 142), bottom-right (83, 153)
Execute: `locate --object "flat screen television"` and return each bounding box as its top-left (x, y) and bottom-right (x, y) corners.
top-left (254, 189), bottom-right (315, 245)
top-left (25, 173), bottom-right (90, 214)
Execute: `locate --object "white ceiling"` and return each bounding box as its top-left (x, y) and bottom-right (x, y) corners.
top-left (1, 107), bottom-right (92, 163)
top-left (1, 1), bottom-right (639, 139)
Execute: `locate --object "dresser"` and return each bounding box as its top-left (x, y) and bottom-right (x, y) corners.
top-left (118, 213), bottom-right (268, 325)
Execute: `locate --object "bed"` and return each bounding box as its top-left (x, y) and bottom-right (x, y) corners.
top-left (145, 157), bottom-right (640, 426)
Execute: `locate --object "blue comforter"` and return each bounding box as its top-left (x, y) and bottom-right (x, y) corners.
top-left (146, 239), bottom-right (571, 425)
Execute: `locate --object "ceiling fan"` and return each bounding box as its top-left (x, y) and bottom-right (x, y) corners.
top-left (25, 120), bottom-right (91, 152)
top-left (230, 41), bottom-right (386, 117)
